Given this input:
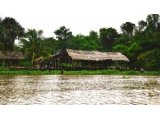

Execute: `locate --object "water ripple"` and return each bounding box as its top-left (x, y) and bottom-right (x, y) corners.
top-left (0, 75), bottom-right (160, 105)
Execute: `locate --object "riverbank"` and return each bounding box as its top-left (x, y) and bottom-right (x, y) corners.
top-left (0, 69), bottom-right (159, 75)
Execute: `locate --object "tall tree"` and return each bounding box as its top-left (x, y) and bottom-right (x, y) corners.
top-left (0, 17), bottom-right (24, 51)
top-left (89, 30), bottom-right (98, 41)
top-left (138, 20), bottom-right (147, 32)
top-left (121, 22), bottom-right (135, 37)
top-left (99, 27), bottom-right (118, 51)
top-left (54, 26), bottom-right (73, 49)
top-left (0, 18), bottom-right (4, 50)
top-left (146, 14), bottom-right (160, 31)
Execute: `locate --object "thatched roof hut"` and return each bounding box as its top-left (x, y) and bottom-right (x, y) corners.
top-left (0, 51), bottom-right (24, 60)
top-left (57, 49), bottom-right (129, 62)
top-left (34, 56), bottom-right (53, 69)
top-left (50, 49), bottom-right (129, 70)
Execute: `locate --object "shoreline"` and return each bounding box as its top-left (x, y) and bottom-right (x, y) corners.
top-left (0, 69), bottom-right (159, 75)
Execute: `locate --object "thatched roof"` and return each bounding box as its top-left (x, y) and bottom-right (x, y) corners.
top-left (0, 51), bottom-right (24, 60)
top-left (65, 49), bottom-right (129, 62)
top-left (34, 56), bottom-right (52, 64)
top-left (34, 56), bottom-right (46, 64)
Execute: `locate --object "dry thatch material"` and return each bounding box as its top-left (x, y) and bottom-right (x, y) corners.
top-left (34, 56), bottom-right (46, 64)
top-left (34, 56), bottom-right (44, 62)
top-left (66, 49), bottom-right (129, 62)
top-left (34, 56), bottom-right (52, 65)
top-left (0, 51), bottom-right (24, 60)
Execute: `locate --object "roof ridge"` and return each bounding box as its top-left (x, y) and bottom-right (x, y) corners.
top-left (65, 49), bottom-right (129, 61)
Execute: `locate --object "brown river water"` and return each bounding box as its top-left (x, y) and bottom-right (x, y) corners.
top-left (0, 75), bottom-right (160, 105)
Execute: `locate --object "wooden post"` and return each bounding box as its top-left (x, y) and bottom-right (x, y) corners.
top-left (65, 57), bottom-right (67, 70)
top-left (71, 59), bottom-right (73, 70)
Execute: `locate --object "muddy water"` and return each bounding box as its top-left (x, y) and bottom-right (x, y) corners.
top-left (0, 75), bottom-right (160, 105)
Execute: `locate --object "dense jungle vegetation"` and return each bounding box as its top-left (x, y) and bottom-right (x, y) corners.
top-left (0, 14), bottom-right (160, 70)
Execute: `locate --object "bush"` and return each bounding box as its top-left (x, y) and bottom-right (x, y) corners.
top-left (20, 60), bottom-right (32, 67)
top-left (137, 49), bottom-right (160, 70)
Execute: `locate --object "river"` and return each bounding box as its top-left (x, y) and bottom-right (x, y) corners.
top-left (0, 75), bottom-right (160, 105)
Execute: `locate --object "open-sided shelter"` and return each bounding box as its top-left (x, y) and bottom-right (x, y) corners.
top-left (51, 49), bottom-right (129, 70)
top-left (0, 51), bottom-right (24, 66)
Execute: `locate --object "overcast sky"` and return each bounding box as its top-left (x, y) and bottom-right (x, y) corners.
top-left (0, 0), bottom-right (160, 37)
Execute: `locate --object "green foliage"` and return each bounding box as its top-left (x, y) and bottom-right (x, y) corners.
top-left (54, 26), bottom-right (73, 49)
top-left (113, 44), bottom-right (129, 56)
top-left (0, 42), bottom-right (4, 50)
top-left (0, 17), bottom-right (24, 51)
top-left (115, 34), bottom-right (131, 45)
top-left (20, 29), bottom-right (47, 66)
top-left (140, 40), bottom-right (160, 51)
top-left (137, 49), bottom-right (160, 70)
top-left (20, 60), bottom-right (32, 67)
top-left (129, 42), bottom-right (142, 53)
top-left (0, 14), bottom-right (160, 71)
top-left (138, 20), bottom-right (147, 32)
top-left (121, 22), bottom-right (135, 37)
top-left (42, 37), bottom-right (59, 54)
top-left (127, 43), bottom-right (143, 69)
top-left (89, 30), bottom-right (99, 40)
top-left (67, 34), bottom-right (101, 50)
top-left (99, 27), bottom-right (118, 51)
top-left (146, 14), bottom-right (160, 31)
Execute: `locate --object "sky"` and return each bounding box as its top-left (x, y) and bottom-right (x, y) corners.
top-left (0, 0), bottom-right (160, 37)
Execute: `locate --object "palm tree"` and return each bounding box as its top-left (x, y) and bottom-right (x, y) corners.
top-left (20, 29), bottom-right (48, 66)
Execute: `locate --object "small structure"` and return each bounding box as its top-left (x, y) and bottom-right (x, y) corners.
top-left (34, 56), bottom-right (46, 68)
top-left (51, 49), bottom-right (129, 70)
top-left (34, 56), bottom-right (51, 69)
top-left (0, 51), bottom-right (24, 66)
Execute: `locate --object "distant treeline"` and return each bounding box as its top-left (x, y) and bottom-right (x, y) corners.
top-left (0, 14), bottom-right (160, 70)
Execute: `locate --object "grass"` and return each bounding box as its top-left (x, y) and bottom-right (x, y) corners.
top-left (0, 68), bottom-right (159, 75)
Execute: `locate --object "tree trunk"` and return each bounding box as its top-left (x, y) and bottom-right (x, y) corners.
top-left (31, 52), bottom-right (35, 67)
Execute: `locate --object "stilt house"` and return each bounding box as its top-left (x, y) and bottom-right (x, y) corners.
top-left (51, 49), bottom-right (129, 70)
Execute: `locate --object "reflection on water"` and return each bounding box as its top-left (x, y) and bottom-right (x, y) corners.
top-left (0, 75), bottom-right (160, 105)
